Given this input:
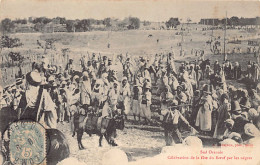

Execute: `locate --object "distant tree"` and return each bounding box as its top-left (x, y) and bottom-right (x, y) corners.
top-left (60, 18), bottom-right (66, 24)
top-left (1, 18), bottom-right (15, 33)
top-left (75, 19), bottom-right (92, 31)
top-left (8, 52), bottom-right (24, 63)
top-left (117, 22), bottom-right (127, 29)
top-left (128, 17), bottom-right (140, 29)
top-left (33, 17), bottom-right (52, 24)
top-left (230, 16), bottom-right (239, 27)
top-left (32, 18), bottom-right (39, 24)
top-left (96, 20), bottom-right (103, 25)
top-left (43, 17), bottom-right (52, 24)
top-left (21, 19), bottom-right (27, 24)
top-left (28, 17), bottom-right (34, 23)
top-left (65, 20), bottom-right (75, 32)
top-left (33, 23), bottom-right (44, 32)
top-left (239, 17), bottom-right (245, 26)
top-left (1, 36), bottom-right (23, 48)
top-left (245, 18), bottom-right (256, 25)
top-left (255, 17), bottom-right (260, 25)
top-left (143, 20), bottom-right (151, 26)
top-left (54, 17), bottom-right (66, 24)
top-left (221, 18), bottom-right (231, 26)
top-left (13, 19), bottom-right (27, 24)
top-left (89, 19), bottom-right (97, 25)
top-left (103, 18), bottom-right (112, 27)
top-left (165, 17), bottom-right (180, 29)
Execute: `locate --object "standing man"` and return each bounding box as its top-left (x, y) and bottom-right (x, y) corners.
top-left (175, 86), bottom-right (188, 114)
top-left (233, 62), bottom-right (242, 80)
top-left (214, 60), bottom-right (221, 75)
top-left (163, 99), bottom-right (191, 145)
top-left (67, 83), bottom-right (80, 136)
top-left (65, 59), bottom-right (74, 75)
top-left (141, 83), bottom-right (152, 124)
top-left (18, 71), bottom-right (57, 128)
top-left (119, 77), bottom-right (131, 120)
top-left (132, 79), bottom-right (142, 122)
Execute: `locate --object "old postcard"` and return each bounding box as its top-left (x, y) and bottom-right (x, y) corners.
top-left (0, 0), bottom-right (260, 164)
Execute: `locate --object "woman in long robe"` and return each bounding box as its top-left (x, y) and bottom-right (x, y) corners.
top-left (195, 91), bottom-right (213, 133)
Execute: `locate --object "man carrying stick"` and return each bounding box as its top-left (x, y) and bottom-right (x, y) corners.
top-left (162, 99), bottom-right (196, 146)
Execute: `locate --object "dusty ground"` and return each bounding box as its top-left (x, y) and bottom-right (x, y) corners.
top-left (57, 121), bottom-right (164, 165)
top-left (57, 118), bottom-right (202, 165)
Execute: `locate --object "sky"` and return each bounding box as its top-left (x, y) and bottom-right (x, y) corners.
top-left (0, 0), bottom-right (260, 22)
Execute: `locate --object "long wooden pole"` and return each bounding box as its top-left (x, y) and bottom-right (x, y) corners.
top-left (212, 19), bottom-right (214, 39)
top-left (180, 24), bottom-right (184, 56)
top-left (224, 11), bottom-right (227, 61)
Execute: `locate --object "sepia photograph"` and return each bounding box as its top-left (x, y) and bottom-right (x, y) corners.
top-left (0, 0), bottom-right (260, 164)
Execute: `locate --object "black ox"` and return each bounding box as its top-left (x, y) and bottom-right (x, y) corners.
top-left (74, 113), bottom-right (124, 150)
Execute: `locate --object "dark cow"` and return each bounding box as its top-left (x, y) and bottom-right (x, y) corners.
top-left (148, 34), bottom-right (153, 37)
top-left (74, 113), bottom-right (124, 150)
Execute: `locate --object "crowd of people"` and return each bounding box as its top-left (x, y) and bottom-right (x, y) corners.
top-left (0, 51), bottom-right (260, 146)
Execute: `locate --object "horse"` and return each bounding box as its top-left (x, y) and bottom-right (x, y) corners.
top-left (74, 113), bottom-right (124, 150)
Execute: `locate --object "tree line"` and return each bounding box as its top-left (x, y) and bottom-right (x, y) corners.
top-left (199, 16), bottom-right (260, 26)
top-left (0, 17), bottom-right (146, 33)
top-left (0, 16), bottom-right (183, 33)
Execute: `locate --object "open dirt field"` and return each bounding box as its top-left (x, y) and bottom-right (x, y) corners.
top-left (2, 25), bottom-right (259, 86)
top-left (1, 25), bottom-right (260, 164)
